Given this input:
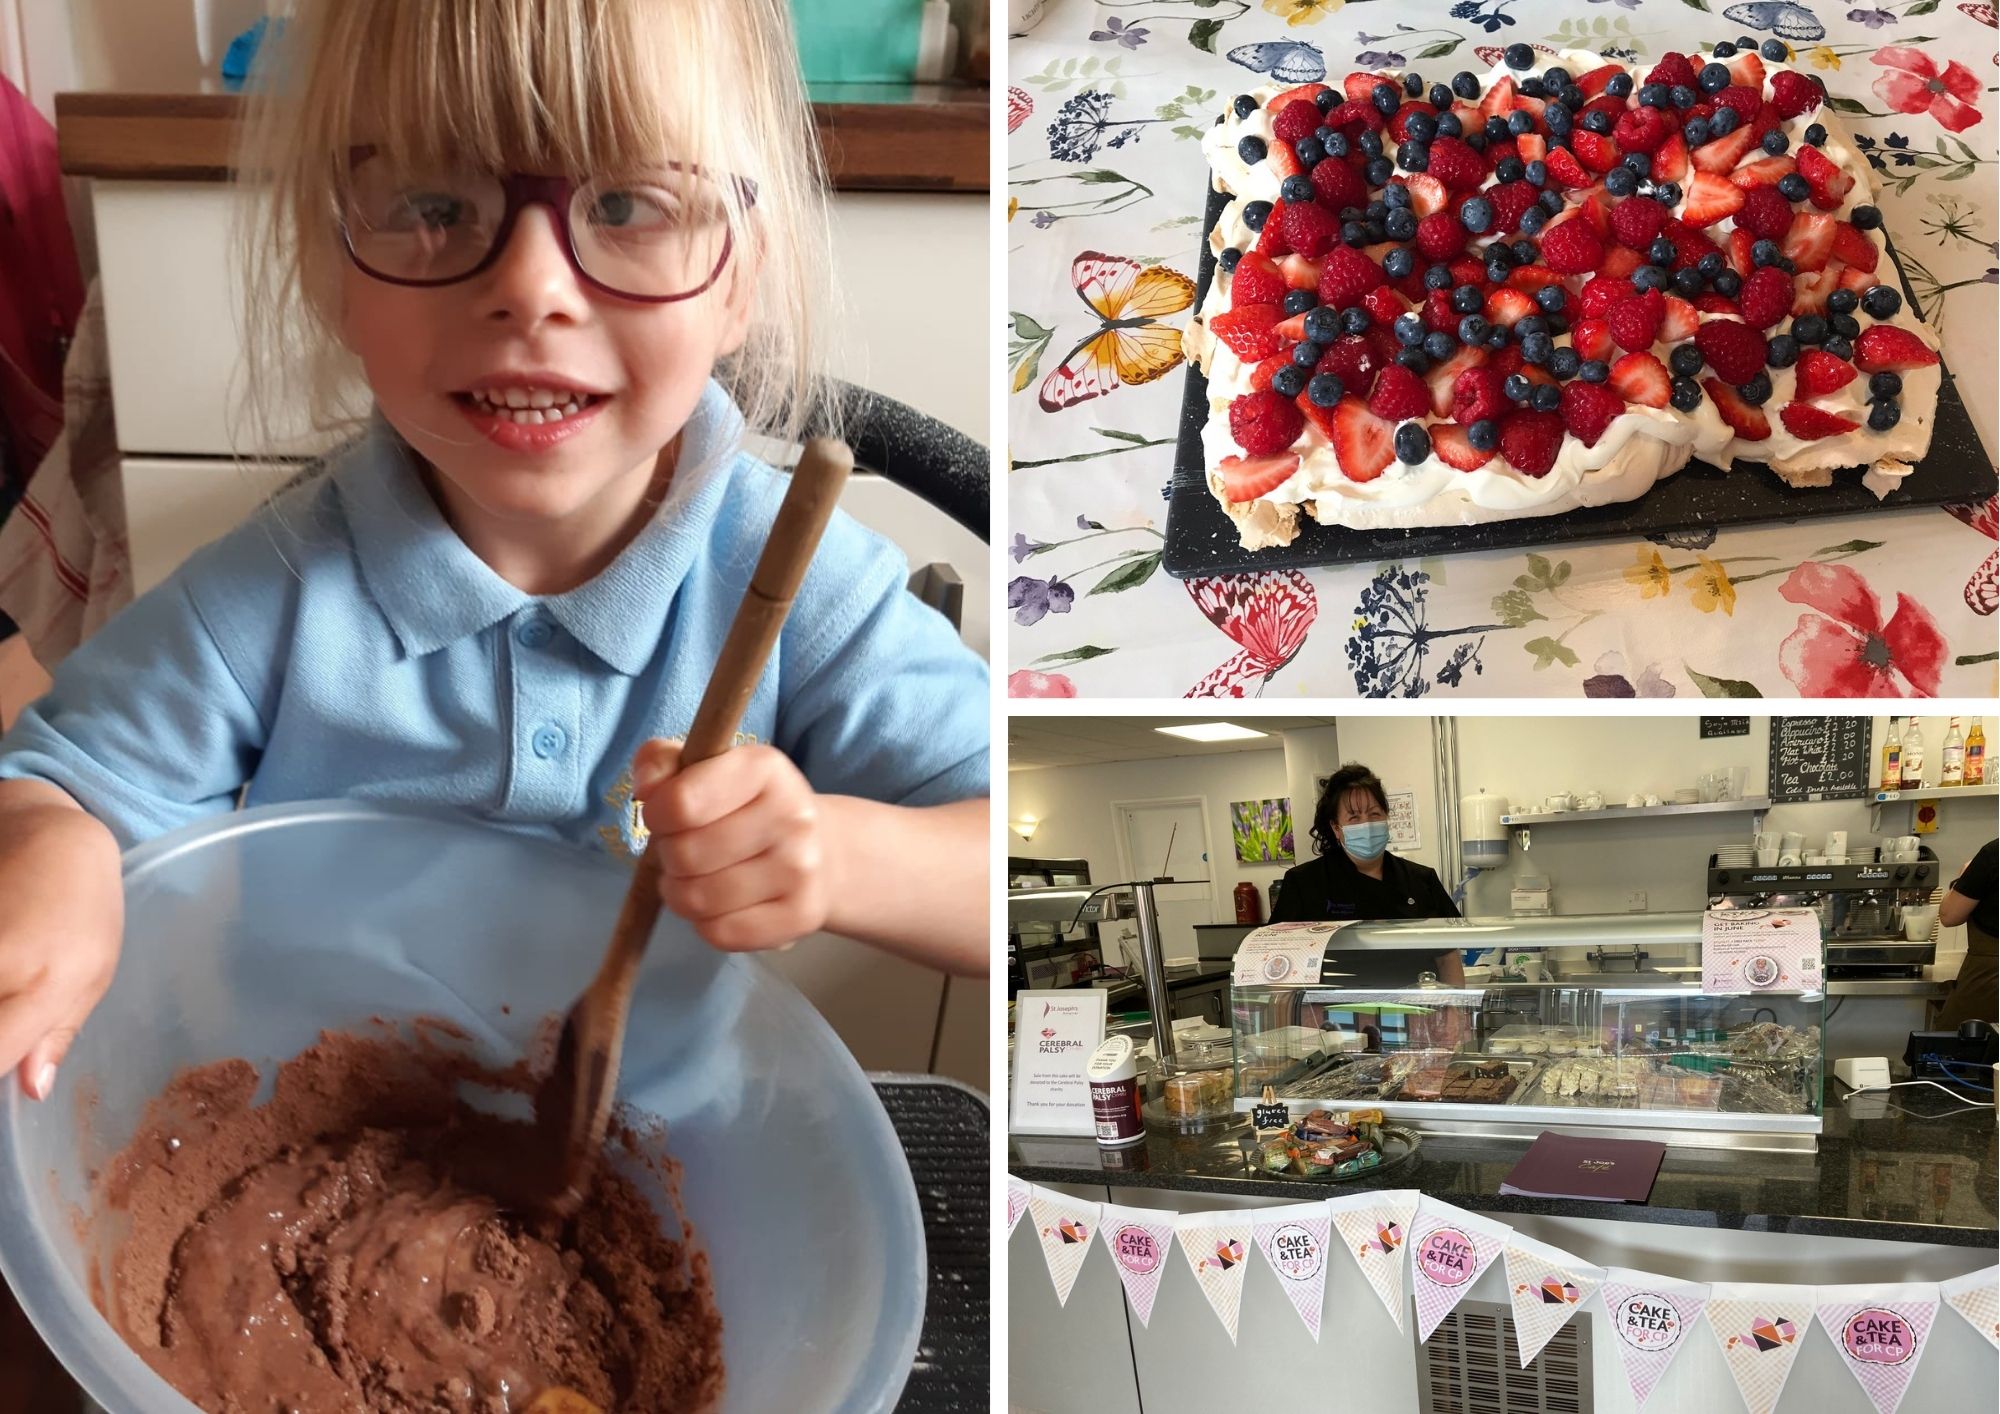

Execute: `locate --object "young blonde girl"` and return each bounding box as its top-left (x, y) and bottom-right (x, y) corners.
top-left (0, 0), bottom-right (990, 1101)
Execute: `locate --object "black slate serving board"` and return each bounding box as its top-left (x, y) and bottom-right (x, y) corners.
top-left (1165, 182), bottom-right (1996, 578)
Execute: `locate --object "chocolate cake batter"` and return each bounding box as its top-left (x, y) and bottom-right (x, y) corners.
top-left (95, 1028), bottom-right (724, 1413)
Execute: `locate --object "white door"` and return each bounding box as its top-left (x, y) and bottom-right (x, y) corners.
top-left (1115, 799), bottom-right (1217, 966)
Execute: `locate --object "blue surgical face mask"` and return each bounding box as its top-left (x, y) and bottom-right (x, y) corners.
top-left (1340, 820), bottom-right (1391, 863)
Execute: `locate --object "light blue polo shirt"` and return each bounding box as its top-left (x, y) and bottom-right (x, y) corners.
top-left (0, 381), bottom-right (989, 856)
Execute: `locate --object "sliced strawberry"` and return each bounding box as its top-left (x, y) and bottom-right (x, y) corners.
top-left (1424, 345), bottom-right (1490, 418)
top-left (1274, 312), bottom-right (1310, 342)
top-left (1230, 252), bottom-right (1287, 309)
top-left (1691, 124), bottom-right (1758, 175)
top-left (1779, 401), bottom-right (1861, 440)
top-left (1795, 349), bottom-right (1859, 398)
top-left (1267, 142), bottom-right (1303, 182)
top-left (1728, 51), bottom-right (1766, 89)
top-left (1704, 378), bottom-right (1771, 441)
top-left (1602, 246), bottom-right (1645, 280)
top-left (1361, 284), bottom-right (1408, 327)
top-left (1791, 267), bottom-right (1842, 317)
top-left (1508, 264), bottom-right (1567, 293)
top-left (1404, 172), bottom-right (1449, 217)
top-left (1731, 156), bottom-right (1796, 190)
top-left (1610, 351), bottom-right (1672, 408)
top-left (1652, 133), bottom-right (1690, 185)
top-left (1342, 72), bottom-right (1385, 103)
top-left (1269, 83), bottom-right (1332, 115)
top-left (1485, 287), bottom-right (1537, 328)
top-left (1580, 188), bottom-right (1616, 237)
top-left (1796, 145), bottom-right (1855, 212)
top-left (1575, 63), bottom-right (1624, 98)
top-left (1782, 213), bottom-right (1837, 273)
top-left (1543, 146), bottom-right (1595, 190)
top-left (1279, 253), bottom-right (1324, 291)
top-left (1512, 93), bottom-right (1549, 129)
top-left (1572, 129), bottom-right (1620, 175)
top-left (1682, 171), bottom-right (1747, 228)
top-left (1854, 325), bottom-right (1940, 373)
top-left (1661, 296), bottom-right (1700, 343)
top-left (1728, 228), bottom-right (1757, 279)
top-left (1210, 304), bottom-right (1284, 361)
top-left (1429, 423), bottom-right (1494, 471)
top-left (1695, 293), bottom-right (1742, 314)
top-left (1219, 452), bottom-right (1303, 503)
top-left (1517, 133), bottom-right (1547, 163)
top-left (1254, 203), bottom-right (1293, 257)
top-left (1248, 348), bottom-right (1296, 393)
top-left (1389, 99), bottom-right (1440, 145)
top-left (1332, 398), bottom-right (1395, 482)
top-left (1478, 74), bottom-right (1518, 125)
top-left (1837, 265), bottom-right (1878, 292)
top-left (1448, 255), bottom-right (1492, 289)
top-left (1832, 221), bottom-right (1881, 275)
top-left (1571, 316), bottom-right (1615, 363)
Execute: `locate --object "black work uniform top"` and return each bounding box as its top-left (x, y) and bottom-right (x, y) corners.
top-left (1266, 850), bottom-right (1460, 986)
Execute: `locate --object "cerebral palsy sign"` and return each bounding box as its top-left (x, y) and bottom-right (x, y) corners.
top-left (1407, 1197), bottom-right (1511, 1342)
top-left (1816, 1284), bottom-right (1939, 1414)
top-left (1253, 1203), bottom-right (1332, 1341)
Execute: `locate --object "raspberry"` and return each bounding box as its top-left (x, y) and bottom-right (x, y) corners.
top-left (1451, 367), bottom-right (1509, 427)
top-left (1578, 275), bottom-right (1636, 318)
top-left (1713, 86), bottom-right (1762, 126)
top-left (1770, 70), bottom-right (1823, 120)
top-left (1229, 252), bottom-right (1287, 309)
top-left (1328, 99), bottom-right (1385, 134)
top-left (1612, 107), bottom-right (1673, 155)
top-left (1540, 219), bottom-right (1605, 275)
top-left (1694, 318), bottom-right (1769, 383)
top-left (1280, 200), bottom-right (1340, 259)
top-left (1607, 289), bottom-right (1666, 352)
top-left (1367, 363), bottom-right (1430, 421)
top-left (1561, 379), bottom-right (1627, 449)
top-left (1272, 101), bottom-right (1323, 147)
top-left (1608, 196), bottom-right (1669, 251)
top-left (1426, 136), bottom-right (1487, 193)
top-left (1311, 156), bottom-right (1369, 214)
top-left (1229, 389), bottom-right (1306, 456)
top-left (1735, 186), bottom-right (1795, 243)
top-left (1487, 181), bottom-right (1541, 236)
top-left (1361, 284), bottom-right (1407, 328)
top-left (1317, 245), bottom-right (1387, 309)
top-left (1662, 218), bottom-right (1720, 272)
top-left (1498, 409), bottom-right (1565, 476)
top-left (1736, 266), bottom-right (1793, 330)
top-left (1645, 51), bottom-right (1700, 93)
top-left (1416, 210), bottom-right (1467, 261)
top-left (1317, 333), bottom-right (1385, 399)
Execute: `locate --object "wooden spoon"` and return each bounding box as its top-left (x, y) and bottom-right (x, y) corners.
top-left (525, 1391), bottom-right (602, 1414)
top-left (520, 437), bottom-right (853, 1216)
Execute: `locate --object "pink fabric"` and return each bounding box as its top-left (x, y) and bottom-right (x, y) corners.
top-left (0, 74), bottom-right (83, 474)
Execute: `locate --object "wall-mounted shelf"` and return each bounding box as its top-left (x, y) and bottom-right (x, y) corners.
top-left (1499, 797), bottom-right (1772, 826)
top-left (1869, 781), bottom-right (1994, 830)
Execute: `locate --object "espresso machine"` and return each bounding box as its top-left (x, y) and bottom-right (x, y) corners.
top-left (1708, 850), bottom-right (1942, 979)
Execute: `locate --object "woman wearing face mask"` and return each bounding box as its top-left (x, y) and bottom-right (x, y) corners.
top-left (1267, 763), bottom-right (1465, 986)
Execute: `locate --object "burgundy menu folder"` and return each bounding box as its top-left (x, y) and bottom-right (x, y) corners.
top-left (1499, 1132), bottom-right (1666, 1203)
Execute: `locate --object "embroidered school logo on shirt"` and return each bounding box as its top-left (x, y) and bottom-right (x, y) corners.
top-left (594, 732), bottom-right (766, 862)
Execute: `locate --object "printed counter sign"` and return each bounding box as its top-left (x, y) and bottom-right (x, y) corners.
top-left (1408, 1197), bottom-right (1510, 1343)
top-left (1816, 1285), bottom-right (1940, 1414)
top-left (1600, 1268), bottom-right (1710, 1410)
top-left (1615, 1291), bottom-right (1688, 1353)
top-left (1097, 1204), bottom-right (1176, 1328)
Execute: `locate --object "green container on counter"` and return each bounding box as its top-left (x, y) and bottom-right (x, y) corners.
top-left (791, 0), bottom-right (923, 83)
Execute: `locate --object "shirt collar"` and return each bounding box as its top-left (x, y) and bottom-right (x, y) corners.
top-left (334, 380), bottom-right (747, 675)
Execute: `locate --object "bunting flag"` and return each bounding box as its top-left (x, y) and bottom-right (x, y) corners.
top-left (1328, 1188), bottom-right (1419, 1333)
top-left (1251, 1202), bottom-right (1333, 1341)
top-left (1027, 1186), bottom-right (1100, 1307)
top-left (1097, 1203), bottom-right (1176, 1328)
top-left (1940, 1267), bottom-right (2000, 1351)
top-left (1599, 1267), bottom-right (1711, 1410)
top-left (1408, 1197), bottom-right (1511, 1343)
top-left (1175, 1209), bottom-right (1256, 1343)
top-left (1502, 1233), bottom-right (1604, 1368)
top-left (1007, 1175), bottom-right (1031, 1236)
top-left (1705, 1282), bottom-right (1814, 1414)
top-left (1816, 1283), bottom-right (1939, 1414)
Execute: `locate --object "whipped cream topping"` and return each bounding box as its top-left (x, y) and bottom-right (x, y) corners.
top-left (1189, 47), bottom-right (1942, 541)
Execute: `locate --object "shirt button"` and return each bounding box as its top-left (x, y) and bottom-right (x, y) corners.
top-left (516, 618), bottom-right (555, 649)
top-left (531, 724), bottom-right (568, 759)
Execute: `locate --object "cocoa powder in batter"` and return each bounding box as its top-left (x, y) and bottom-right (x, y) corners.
top-left (96, 1027), bottom-right (723, 1413)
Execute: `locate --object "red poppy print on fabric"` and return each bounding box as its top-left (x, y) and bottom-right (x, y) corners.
top-left (1776, 562), bottom-right (1948, 696)
top-left (1870, 47), bottom-right (1984, 132)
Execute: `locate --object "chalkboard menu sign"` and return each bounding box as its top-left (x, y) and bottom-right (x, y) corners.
top-left (1701, 716), bottom-right (1751, 738)
top-left (1768, 716), bottom-right (1871, 802)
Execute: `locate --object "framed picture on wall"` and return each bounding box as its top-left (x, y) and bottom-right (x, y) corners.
top-left (1231, 798), bottom-right (1295, 864)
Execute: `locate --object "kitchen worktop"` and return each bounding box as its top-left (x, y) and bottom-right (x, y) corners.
top-left (54, 81), bottom-right (987, 190)
top-left (1011, 1082), bottom-right (1997, 1249)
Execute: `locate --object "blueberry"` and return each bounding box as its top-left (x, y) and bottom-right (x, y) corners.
top-left (1305, 307), bottom-right (1340, 343)
top-left (1360, 130), bottom-right (1384, 158)
top-left (1638, 83), bottom-right (1669, 109)
top-left (1504, 42), bottom-right (1534, 69)
top-left (1672, 268), bottom-right (1704, 298)
top-left (1737, 35), bottom-right (1758, 50)
top-left (1760, 38), bottom-right (1787, 61)
top-left (1673, 86), bottom-right (1700, 110)
top-left (1307, 372), bottom-right (1345, 406)
top-left (1697, 252), bottom-right (1726, 281)
top-left (1545, 66), bottom-right (1572, 89)
top-left (1520, 78), bottom-right (1549, 100)
top-left (1238, 135), bottom-right (1267, 164)
top-left (1243, 200), bottom-right (1272, 232)
top-left (1851, 204), bottom-right (1882, 230)
top-left (1516, 315), bottom-right (1548, 338)
top-left (1536, 284), bottom-right (1568, 314)
top-left (1325, 131), bottom-right (1351, 158)
top-left (1683, 118), bottom-right (1712, 147)
top-left (1282, 289), bottom-right (1315, 316)
top-left (1459, 314), bottom-right (1491, 344)
top-left (1670, 343), bottom-right (1704, 376)
top-left (1632, 265), bottom-right (1669, 293)
top-left (1549, 346), bottom-right (1581, 379)
top-left (1648, 236), bottom-right (1678, 266)
top-left (1777, 172), bottom-right (1809, 203)
top-left (1624, 151), bottom-right (1654, 177)
top-left (1714, 270), bottom-right (1742, 298)
top-left (1548, 313), bottom-right (1570, 337)
top-left (1384, 245), bottom-right (1416, 278)
top-left (1341, 306), bottom-right (1372, 336)
top-left (1710, 105), bottom-right (1740, 136)
top-left (1467, 419), bottom-right (1499, 450)
top-left (1519, 205), bottom-right (1547, 236)
top-left (1606, 72), bottom-right (1633, 99)
top-left (1430, 82), bottom-right (1453, 109)
top-left (1407, 112), bottom-right (1438, 144)
top-left (1605, 166), bottom-right (1639, 197)
top-left (1272, 364), bottom-right (1305, 397)
top-left (1765, 334), bottom-right (1798, 368)
top-left (1424, 264), bottom-right (1453, 291)
top-left (1373, 82), bottom-right (1402, 116)
top-left (1503, 372), bottom-right (1533, 403)
top-left (1803, 122), bottom-right (1828, 147)
top-left (1485, 257), bottom-right (1512, 287)
top-left (1293, 341), bottom-right (1323, 368)
top-left (1485, 114), bottom-right (1511, 142)
top-left (1504, 110), bottom-right (1531, 137)
top-left (1824, 335), bottom-right (1855, 360)
top-left (1316, 88), bottom-right (1339, 112)
top-left (1540, 188), bottom-right (1565, 214)
top-left (1546, 103), bottom-right (1572, 135)
top-left (1653, 181), bottom-right (1681, 206)
top-left (1583, 109), bottom-right (1613, 135)
top-left (1404, 72), bottom-right (1426, 97)
top-left (1579, 359), bottom-right (1609, 384)
top-left (1384, 184), bottom-right (1412, 209)
top-left (1699, 63), bottom-right (1731, 93)
top-left (1395, 421), bottom-right (1432, 463)
top-left (1218, 247), bottom-right (1242, 272)
top-left (1861, 285), bottom-right (1902, 319)
top-left (1280, 174), bottom-right (1314, 206)
top-left (1385, 210), bottom-right (1418, 244)
top-left (1366, 156), bottom-right (1394, 185)
top-left (1868, 400), bottom-right (1902, 431)
top-left (1452, 71), bottom-right (1480, 100)
top-left (1495, 155), bottom-right (1526, 184)
top-left (1450, 284), bottom-right (1482, 315)
top-left (1869, 372), bottom-right (1902, 398)
top-left (1793, 314), bottom-right (1829, 345)
top-left (1522, 332), bottom-right (1554, 365)
top-left (1465, 131), bottom-right (1488, 152)
top-left (1295, 136), bottom-right (1325, 166)
top-left (1424, 329), bottom-right (1458, 360)
top-left (1340, 219), bottom-right (1366, 246)
top-left (1741, 370), bottom-right (1774, 406)
top-left (1396, 346), bottom-right (1432, 374)
top-left (1233, 94), bottom-right (1258, 119)
top-left (1524, 158), bottom-right (1548, 188)
top-left (1436, 112), bottom-right (1462, 138)
top-left (1761, 129), bottom-right (1789, 156)
top-left (1394, 312), bottom-right (1426, 346)
top-left (1670, 376), bottom-right (1703, 411)
top-left (1751, 238), bottom-right (1782, 268)
top-left (1399, 144), bottom-right (1430, 173)
top-left (1367, 198), bottom-right (1388, 222)
top-left (1530, 384), bottom-right (1560, 412)
top-left (1829, 312), bottom-right (1861, 340)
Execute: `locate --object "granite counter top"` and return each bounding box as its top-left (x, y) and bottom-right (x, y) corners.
top-left (1011, 1085), bottom-right (1997, 1248)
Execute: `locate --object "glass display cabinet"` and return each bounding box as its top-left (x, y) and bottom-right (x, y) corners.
top-left (1230, 914), bottom-right (1824, 1149)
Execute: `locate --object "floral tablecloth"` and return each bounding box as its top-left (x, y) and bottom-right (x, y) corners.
top-left (1006, 0), bottom-right (1998, 698)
